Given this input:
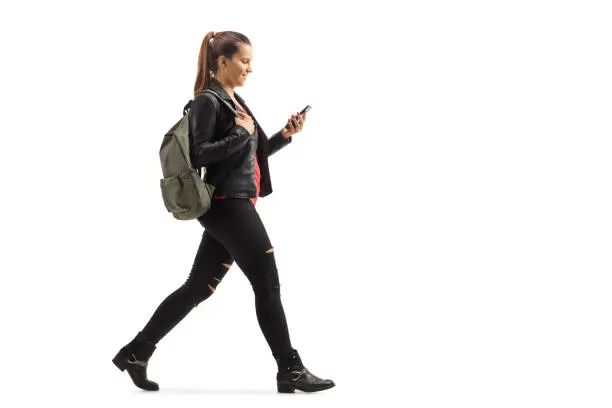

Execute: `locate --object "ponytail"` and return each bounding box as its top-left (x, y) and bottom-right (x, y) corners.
top-left (193, 31), bottom-right (216, 97)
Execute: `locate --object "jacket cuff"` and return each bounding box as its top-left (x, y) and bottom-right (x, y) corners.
top-left (268, 130), bottom-right (292, 156)
top-left (281, 132), bottom-right (292, 143)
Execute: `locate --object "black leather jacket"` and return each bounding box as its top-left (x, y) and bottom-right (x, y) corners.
top-left (188, 78), bottom-right (292, 199)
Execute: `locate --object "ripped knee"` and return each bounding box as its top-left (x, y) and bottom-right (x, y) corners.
top-left (191, 261), bottom-right (233, 304)
top-left (222, 259), bottom-right (234, 269)
top-left (207, 260), bottom-right (233, 293)
top-left (203, 278), bottom-right (222, 294)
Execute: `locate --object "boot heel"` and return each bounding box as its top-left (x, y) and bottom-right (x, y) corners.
top-left (277, 381), bottom-right (295, 393)
top-left (112, 353), bottom-right (127, 372)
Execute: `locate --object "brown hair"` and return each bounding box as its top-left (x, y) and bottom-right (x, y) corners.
top-left (193, 31), bottom-right (251, 97)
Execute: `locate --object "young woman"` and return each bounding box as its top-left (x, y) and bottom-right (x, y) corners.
top-left (112, 31), bottom-right (335, 394)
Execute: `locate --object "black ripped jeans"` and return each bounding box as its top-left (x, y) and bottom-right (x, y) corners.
top-left (138, 198), bottom-right (293, 363)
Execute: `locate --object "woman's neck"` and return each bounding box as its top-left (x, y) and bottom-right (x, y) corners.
top-left (214, 77), bottom-right (235, 98)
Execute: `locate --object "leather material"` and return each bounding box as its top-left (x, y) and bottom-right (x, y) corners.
top-left (112, 332), bottom-right (159, 391)
top-left (277, 367), bottom-right (336, 393)
top-left (275, 349), bottom-right (335, 393)
top-left (188, 78), bottom-right (292, 199)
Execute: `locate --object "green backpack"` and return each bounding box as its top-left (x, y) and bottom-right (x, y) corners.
top-left (159, 89), bottom-right (239, 220)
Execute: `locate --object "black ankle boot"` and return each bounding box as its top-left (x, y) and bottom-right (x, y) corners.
top-left (112, 331), bottom-right (159, 391)
top-left (275, 349), bottom-right (335, 393)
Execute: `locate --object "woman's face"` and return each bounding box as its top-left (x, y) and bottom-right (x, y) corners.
top-left (217, 43), bottom-right (253, 88)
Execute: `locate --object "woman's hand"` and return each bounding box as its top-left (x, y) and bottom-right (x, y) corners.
top-left (281, 111), bottom-right (307, 139)
top-left (235, 110), bottom-right (255, 135)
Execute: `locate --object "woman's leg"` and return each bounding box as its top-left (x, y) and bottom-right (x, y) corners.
top-left (138, 230), bottom-right (235, 344)
top-left (113, 229), bottom-right (234, 390)
top-left (198, 198), bottom-right (293, 360)
top-left (198, 198), bottom-right (335, 393)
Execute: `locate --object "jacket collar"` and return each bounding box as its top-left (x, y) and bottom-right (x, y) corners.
top-left (207, 78), bottom-right (252, 112)
top-left (207, 78), bottom-right (238, 105)
top-left (205, 78), bottom-right (262, 133)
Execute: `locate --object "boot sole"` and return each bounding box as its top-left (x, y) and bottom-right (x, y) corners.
top-left (277, 381), bottom-right (335, 393)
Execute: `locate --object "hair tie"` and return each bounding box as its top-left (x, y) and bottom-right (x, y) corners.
top-left (212, 31), bottom-right (216, 38)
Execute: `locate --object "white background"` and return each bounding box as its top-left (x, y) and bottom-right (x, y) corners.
top-left (0, 0), bottom-right (611, 407)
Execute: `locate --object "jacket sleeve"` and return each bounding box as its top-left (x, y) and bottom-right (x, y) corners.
top-left (189, 94), bottom-right (252, 168)
top-left (266, 129), bottom-right (292, 156)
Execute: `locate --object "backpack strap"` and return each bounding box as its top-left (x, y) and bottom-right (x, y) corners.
top-left (202, 89), bottom-right (240, 117)
top-left (185, 90), bottom-right (240, 117)
top-left (186, 89), bottom-right (241, 178)
top-left (183, 100), bottom-right (192, 116)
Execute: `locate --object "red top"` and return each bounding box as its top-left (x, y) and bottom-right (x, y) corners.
top-left (212, 101), bottom-right (260, 206)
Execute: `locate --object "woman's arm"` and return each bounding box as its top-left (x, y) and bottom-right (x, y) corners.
top-left (189, 94), bottom-right (252, 167)
top-left (267, 129), bottom-right (292, 156)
